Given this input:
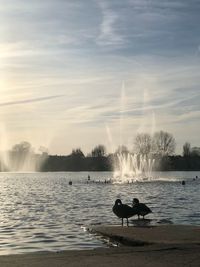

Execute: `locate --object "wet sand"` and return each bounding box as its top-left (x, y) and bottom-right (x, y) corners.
top-left (0, 225), bottom-right (199, 267)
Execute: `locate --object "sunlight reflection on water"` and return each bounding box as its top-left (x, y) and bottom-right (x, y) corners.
top-left (0, 171), bottom-right (199, 255)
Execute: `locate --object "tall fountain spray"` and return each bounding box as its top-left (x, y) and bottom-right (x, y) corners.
top-left (0, 139), bottom-right (48, 172)
top-left (105, 82), bottom-right (156, 183)
top-left (113, 152), bottom-right (155, 183)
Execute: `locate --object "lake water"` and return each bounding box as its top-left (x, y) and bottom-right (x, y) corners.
top-left (0, 171), bottom-right (199, 255)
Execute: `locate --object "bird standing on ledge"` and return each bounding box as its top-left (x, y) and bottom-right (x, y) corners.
top-left (113, 199), bottom-right (137, 226)
top-left (132, 198), bottom-right (152, 219)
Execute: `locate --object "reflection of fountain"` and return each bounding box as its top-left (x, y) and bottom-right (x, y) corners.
top-left (113, 153), bottom-right (155, 183)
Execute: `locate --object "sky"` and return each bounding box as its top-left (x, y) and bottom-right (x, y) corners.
top-left (0, 0), bottom-right (200, 155)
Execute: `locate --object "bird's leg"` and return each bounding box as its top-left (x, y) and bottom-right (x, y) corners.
top-left (127, 218), bottom-right (129, 227)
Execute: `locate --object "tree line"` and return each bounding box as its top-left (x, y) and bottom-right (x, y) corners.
top-left (0, 130), bottom-right (200, 171)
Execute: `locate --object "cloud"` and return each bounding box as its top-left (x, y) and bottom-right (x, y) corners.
top-left (0, 94), bottom-right (64, 107)
top-left (0, 0), bottom-right (200, 154)
top-left (96, 1), bottom-right (125, 46)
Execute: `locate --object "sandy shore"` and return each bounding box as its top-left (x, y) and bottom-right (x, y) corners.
top-left (0, 225), bottom-right (199, 267)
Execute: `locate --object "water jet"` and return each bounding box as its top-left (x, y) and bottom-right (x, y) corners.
top-left (113, 152), bottom-right (155, 183)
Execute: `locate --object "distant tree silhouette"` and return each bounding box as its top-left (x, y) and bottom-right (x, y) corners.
top-left (71, 148), bottom-right (85, 158)
top-left (10, 141), bottom-right (35, 171)
top-left (63, 148), bottom-right (85, 171)
top-left (191, 147), bottom-right (200, 156)
top-left (39, 146), bottom-right (49, 156)
top-left (152, 131), bottom-right (176, 156)
top-left (134, 133), bottom-right (152, 156)
top-left (1, 133), bottom-right (200, 172)
top-left (183, 142), bottom-right (191, 157)
top-left (12, 141), bottom-right (33, 154)
top-left (115, 145), bottom-right (129, 154)
top-left (91, 145), bottom-right (106, 157)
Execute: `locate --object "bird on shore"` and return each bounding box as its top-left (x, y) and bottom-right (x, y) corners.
top-left (132, 198), bottom-right (152, 219)
top-left (113, 199), bottom-right (137, 226)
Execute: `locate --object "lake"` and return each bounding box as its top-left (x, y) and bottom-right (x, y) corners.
top-left (0, 171), bottom-right (199, 255)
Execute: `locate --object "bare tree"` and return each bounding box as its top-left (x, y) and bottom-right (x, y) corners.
top-left (91, 145), bottom-right (106, 157)
top-left (71, 148), bottom-right (85, 158)
top-left (134, 133), bottom-right (152, 156)
top-left (115, 145), bottom-right (129, 155)
top-left (10, 141), bottom-right (35, 171)
top-left (12, 141), bottom-right (34, 155)
top-left (152, 131), bottom-right (176, 156)
top-left (183, 142), bottom-right (191, 157)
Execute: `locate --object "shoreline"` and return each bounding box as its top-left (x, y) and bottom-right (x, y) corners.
top-left (0, 245), bottom-right (199, 267)
top-left (0, 224), bottom-right (199, 267)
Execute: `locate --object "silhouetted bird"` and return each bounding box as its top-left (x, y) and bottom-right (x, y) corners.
top-left (132, 198), bottom-right (152, 219)
top-left (113, 199), bottom-right (137, 226)
top-left (69, 181), bottom-right (72, 185)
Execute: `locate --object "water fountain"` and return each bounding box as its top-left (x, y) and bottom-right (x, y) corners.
top-left (113, 152), bottom-right (155, 183)
top-left (107, 82), bottom-right (156, 183)
top-left (0, 141), bottom-right (48, 172)
top-left (0, 150), bottom-right (41, 172)
top-left (0, 123), bottom-right (50, 172)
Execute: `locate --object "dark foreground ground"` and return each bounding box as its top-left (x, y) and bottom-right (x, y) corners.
top-left (0, 225), bottom-right (199, 267)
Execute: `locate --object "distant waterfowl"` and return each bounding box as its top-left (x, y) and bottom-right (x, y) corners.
top-left (181, 180), bottom-right (185, 185)
top-left (132, 198), bottom-right (152, 219)
top-left (69, 181), bottom-right (72, 185)
top-left (113, 199), bottom-right (137, 226)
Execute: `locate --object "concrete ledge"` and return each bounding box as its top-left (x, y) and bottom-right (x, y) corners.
top-left (0, 225), bottom-right (199, 267)
top-left (89, 224), bottom-right (200, 246)
top-left (0, 225), bottom-right (200, 267)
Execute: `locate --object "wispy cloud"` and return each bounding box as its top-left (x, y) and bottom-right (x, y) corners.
top-left (0, 0), bottom-right (200, 153)
top-left (97, 1), bottom-right (125, 46)
top-left (0, 94), bottom-right (64, 107)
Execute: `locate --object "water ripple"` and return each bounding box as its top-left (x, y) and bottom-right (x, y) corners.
top-left (0, 171), bottom-right (199, 255)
